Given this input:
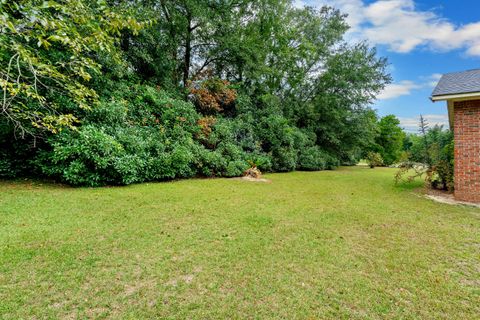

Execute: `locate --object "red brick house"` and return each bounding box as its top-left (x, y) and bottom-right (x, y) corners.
top-left (432, 69), bottom-right (480, 203)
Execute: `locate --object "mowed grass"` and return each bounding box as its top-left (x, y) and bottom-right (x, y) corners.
top-left (0, 167), bottom-right (479, 319)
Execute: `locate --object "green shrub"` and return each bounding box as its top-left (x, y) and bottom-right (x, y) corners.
top-left (37, 126), bottom-right (124, 186)
top-left (225, 160), bottom-right (249, 177)
top-left (271, 147), bottom-right (297, 172)
top-left (247, 154), bottom-right (273, 172)
top-left (195, 148), bottom-right (226, 177)
top-left (398, 123), bottom-right (454, 191)
top-left (168, 144), bottom-right (197, 178)
top-left (366, 151), bottom-right (384, 168)
top-left (36, 86), bottom-right (257, 185)
top-left (0, 156), bottom-right (15, 178)
top-left (430, 139), bottom-right (454, 191)
top-left (298, 147), bottom-right (326, 170)
top-left (0, 122), bottom-right (37, 178)
top-left (255, 114), bottom-right (298, 171)
top-left (27, 83), bottom-right (347, 185)
top-left (34, 86), bottom-right (204, 186)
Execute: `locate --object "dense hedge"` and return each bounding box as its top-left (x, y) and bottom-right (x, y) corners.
top-left (2, 85), bottom-right (337, 186)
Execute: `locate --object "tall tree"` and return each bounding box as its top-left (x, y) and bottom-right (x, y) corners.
top-left (374, 115), bottom-right (405, 165)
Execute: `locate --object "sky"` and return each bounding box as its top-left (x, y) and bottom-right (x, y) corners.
top-left (293, 0), bottom-right (480, 132)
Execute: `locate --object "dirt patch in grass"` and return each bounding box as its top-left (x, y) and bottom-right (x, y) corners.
top-left (423, 189), bottom-right (480, 208)
top-left (232, 176), bottom-right (271, 183)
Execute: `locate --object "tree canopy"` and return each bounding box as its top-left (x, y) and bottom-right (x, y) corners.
top-left (0, 0), bottom-right (145, 137)
top-left (1, 0), bottom-right (392, 185)
top-left (374, 115), bottom-right (405, 165)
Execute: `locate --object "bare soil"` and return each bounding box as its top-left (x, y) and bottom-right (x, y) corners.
top-left (423, 189), bottom-right (480, 208)
top-left (232, 176), bottom-right (272, 183)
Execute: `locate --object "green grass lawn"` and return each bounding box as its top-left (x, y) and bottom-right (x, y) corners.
top-left (0, 167), bottom-right (479, 319)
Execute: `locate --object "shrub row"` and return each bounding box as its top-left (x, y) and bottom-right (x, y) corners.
top-left (0, 85), bottom-right (338, 186)
top-left (6, 85), bottom-right (337, 186)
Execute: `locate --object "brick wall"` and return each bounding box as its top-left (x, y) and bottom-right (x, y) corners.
top-left (453, 100), bottom-right (480, 202)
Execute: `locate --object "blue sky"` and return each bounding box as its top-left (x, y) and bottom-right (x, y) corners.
top-left (294, 0), bottom-right (480, 131)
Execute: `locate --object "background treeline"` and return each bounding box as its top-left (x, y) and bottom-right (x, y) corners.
top-left (2, 0), bottom-right (396, 186)
top-left (366, 114), bottom-right (454, 191)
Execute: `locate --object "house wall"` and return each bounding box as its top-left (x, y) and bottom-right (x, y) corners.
top-left (453, 99), bottom-right (480, 202)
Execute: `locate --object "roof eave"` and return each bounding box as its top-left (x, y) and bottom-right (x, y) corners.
top-left (431, 91), bottom-right (480, 102)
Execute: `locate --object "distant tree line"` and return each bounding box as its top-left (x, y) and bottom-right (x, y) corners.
top-left (364, 112), bottom-right (454, 190)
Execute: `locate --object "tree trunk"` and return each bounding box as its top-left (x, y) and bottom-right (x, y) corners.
top-left (160, 0), bottom-right (179, 85)
top-left (183, 16), bottom-right (192, 86)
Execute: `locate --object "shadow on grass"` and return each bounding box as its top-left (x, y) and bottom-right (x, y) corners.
top-left (394, 176), bottom-right (425, 191)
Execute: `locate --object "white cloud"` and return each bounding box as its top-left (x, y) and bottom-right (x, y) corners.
top-left (399, 114), bottom-right (449, 132)
top-left (376, 73), bottom-right (442, 100)
top-left (377, 80), bottom-right (421, 100)
top-left (425, 73), bottom-right (442, 88)
top-left (295, 0), bottom-right (480, 56)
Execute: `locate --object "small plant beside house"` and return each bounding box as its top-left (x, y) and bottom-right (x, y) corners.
top-left (395, 116), bottom-right (454, 191)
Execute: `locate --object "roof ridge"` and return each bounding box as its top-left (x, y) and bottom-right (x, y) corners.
top-left (443, 68), bottom-right (480, 75)
top-left (432, 68), bottom-right (480, 98)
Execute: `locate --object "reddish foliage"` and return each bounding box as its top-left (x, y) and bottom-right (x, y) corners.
top-left (188, 77), bottom-right (237, 114)
top-left (197, 116), bottom-right (216, 138)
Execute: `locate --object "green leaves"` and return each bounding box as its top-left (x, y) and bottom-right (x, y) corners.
top-left (375, 115), bottom-right (405, 165)
top-left (0, 0), bottom-right (144, 137)
top-left (1, 0), bottom-right (392, 184)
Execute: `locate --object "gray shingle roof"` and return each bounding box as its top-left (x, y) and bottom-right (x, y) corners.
top-left (432, 69), bottom-right (480, 97)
